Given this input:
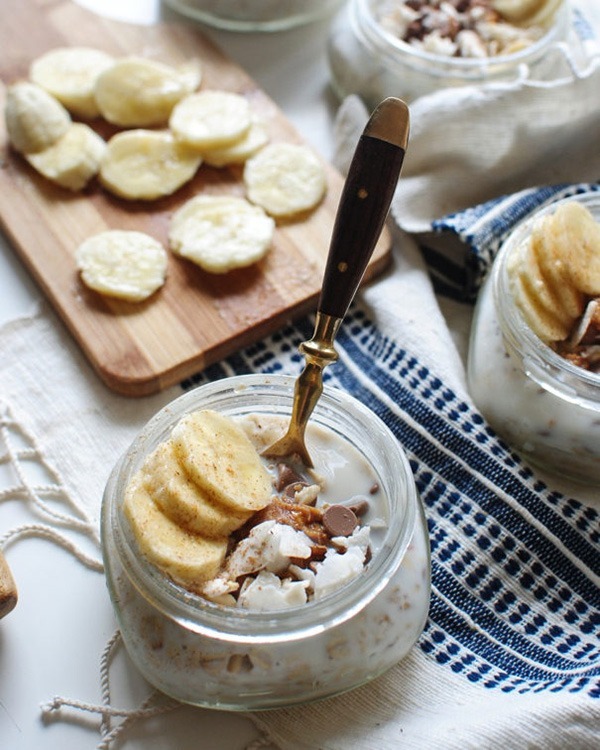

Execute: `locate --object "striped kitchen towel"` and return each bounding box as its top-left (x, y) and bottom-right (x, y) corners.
top-left (419, 181), bottom-right (600, 302)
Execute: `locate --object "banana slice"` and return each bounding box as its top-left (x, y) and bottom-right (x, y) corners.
top-left (202, 118), bottom-right (269, 167)
top-left (508, 239), bottom-right (572, 327)
top-left (529, 215), bottom-right (585, 320)
top-left (99, 129), bottom-right (201, 200)
top-left (95, 56), bottom-right (202, 127)
top-left (30, 46), bottom-right (115, 119)
top-left (243, 142), bottom-right (327, 217)
top-left (124, 476), bottom-right (227, 588)
top-left (26, 123), bottom-right (106, 191)
top-left (493, 0), bottom-right (562, 27)
top-left (169, 90), bottom-right (251, 149)
top-left (75, 229), bottom-right (167, 302)
top-left (552, 201), bottom-right (600, 296)
top-left (508, 201), bottom-right (600, 344)
top-left (171, 410), bottom-right (273, 513)
top-left (492, 0), bottom-right (543, 21)
top-left (169, 195), bottom-right (275, 273)
top-left (175, 59), bottom-right (203, 94)
top-left (524, 0), bottom-right (563, 28)
top-left (142, 442), bottom-right (250, 538)
top-left (4, 81), bottom-right (71, 154)
top-left (510, 270), bottom-right (570, 342)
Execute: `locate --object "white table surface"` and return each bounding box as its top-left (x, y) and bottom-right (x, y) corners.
top-left (0, 1), bottom-right (345, 748)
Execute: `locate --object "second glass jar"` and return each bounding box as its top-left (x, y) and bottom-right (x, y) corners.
top-left (327, 0), bottom-right (571, 108)
top-left (468, 192), bottom-right (600, 486)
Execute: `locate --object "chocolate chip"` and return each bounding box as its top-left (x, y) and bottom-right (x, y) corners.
top-left (323, 504), bottom-right (358, 537)
top-left (347, 498), bottom-right (369, 517)
top-left (284, 481), bottom-right (309, 498)
top-left (275, 462), bottom-right (306, 492)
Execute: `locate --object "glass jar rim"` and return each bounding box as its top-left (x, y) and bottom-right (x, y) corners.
top-left (493, 191), bottom-right (600, 405)
top-left (353, 0), bottom-right (569, 72)
top-left (102, 373), bottom-right (419, 644)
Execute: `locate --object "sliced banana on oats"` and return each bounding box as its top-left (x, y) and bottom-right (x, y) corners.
top-left (4, 81), bottom-right (71, 154)
top-left (95, 55), bottom-right (201, 127)
top-left (75, 229), bottom-right (167, 302)
top-left (30, 46), bottom-right (115, 119)
top-left (243, 142), bottom-right (326, 217)
top-left (492, 0), bottom-right (561, 26)
top-left (529, 216), bottom-right (584, 320)
top-left (202, 118), bottom-right (269, 167)
top-left (124, 477), bottom-right (228, 588)
top-left (169, 90), bottom-right (251, 150)
top-left (171, 410), bottom-right (272, 514)
top-left (26, 123), bottom-right (106, 191)
top-left (169, 195), bottom-right (275, 273)
top-left (508, 239), bottom-right (572, 327)
top-left (511, 271), bottom-right (570, 343)
top-left (551, 201), bottom-right (600, 296)
top-left (142, 442), bottom-right (250, 538)
top-left (508, 201), bottom-right (600, 343)
top-left (99, 129), bottom-right (202, 200)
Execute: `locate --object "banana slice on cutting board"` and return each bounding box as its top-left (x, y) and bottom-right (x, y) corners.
top-left (142, 441), bottom-right (250, 538)
top-left (202, 118), bottom-right (269, 167)
top-left (243, 142), bottom-right (327, 217)
top-left (26, 123), bottom-right (106, 191)
top-left (171, 409), bottom-right (273, 513)
top-left (75, 229), bottom-right (168, 302)
top-left (169, 194), bottom-right (275, 273)
top-left (99, 129), bottom-right (202, 200)
top-left (95, 56), bottom-right (202, 127)
top-left (30, 46), bottom-right (115, 119)
top-left (4, 81), bottom-right (71, 154)
top-left (124, 477), bottom-right (228, 588)
top-left (169, 90), bottom-right (251, 149)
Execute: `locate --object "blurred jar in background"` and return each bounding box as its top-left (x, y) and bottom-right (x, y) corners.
top-left (327, 0), bottom-right (570, 107)
top-left (163, 0), bottom-right (348, 32)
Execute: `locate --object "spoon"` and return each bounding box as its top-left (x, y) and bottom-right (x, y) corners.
top-left (263, 97), bottom-right (410, 467)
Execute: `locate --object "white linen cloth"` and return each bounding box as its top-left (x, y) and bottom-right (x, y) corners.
top-left (0, 2), bottom-right (599, 749)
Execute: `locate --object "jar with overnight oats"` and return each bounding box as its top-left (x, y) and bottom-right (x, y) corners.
top-left (162, 0), bottom-right (348, 32)
top-left (467, 192), bottom-right (600, 486)
top-left (101, 374), bottom-right (430, 709)
top-left (327, 0), bottom-right (570, 107)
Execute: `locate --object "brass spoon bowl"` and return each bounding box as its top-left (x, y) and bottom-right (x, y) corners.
top-left (263, 96), bottom-right (410, 466)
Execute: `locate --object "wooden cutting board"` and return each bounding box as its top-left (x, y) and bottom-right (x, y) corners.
top-left (0, 0), bottom-right (392, 396)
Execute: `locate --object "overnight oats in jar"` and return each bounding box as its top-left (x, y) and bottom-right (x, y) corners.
top-left (101, 374), bottom-right (430, 709)
top-left (468, 192), bottom-right (600, 485)
top-left (328, 0), bottom-right (569, 107)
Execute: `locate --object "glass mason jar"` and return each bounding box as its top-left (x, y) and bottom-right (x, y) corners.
top-left (163, 0), bottom-right (348, 32)
top-left (327, 0), bottom-right (571, 108)
top-left (101, 373), bottom-right (430, 709)
top-left (468, 192), bottom-right (600, 486)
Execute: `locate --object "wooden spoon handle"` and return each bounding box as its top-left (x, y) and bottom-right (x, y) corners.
top-left (317, 97), bottom-right (409, 320)
top-left (0, 551), bottom-right (18, 619)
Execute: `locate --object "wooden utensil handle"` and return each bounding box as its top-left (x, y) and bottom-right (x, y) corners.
top-left (0, 551), bottom-right (18, 620)
top-left (317, 97), bottom-right (409, 321)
